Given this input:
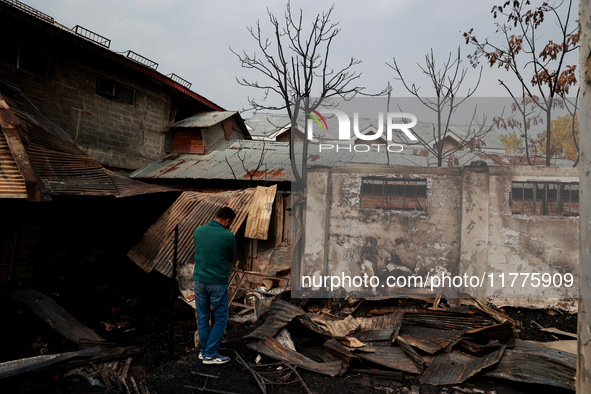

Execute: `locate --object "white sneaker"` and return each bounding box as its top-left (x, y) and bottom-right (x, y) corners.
top-left (202, 354), bottom-right (230, 365)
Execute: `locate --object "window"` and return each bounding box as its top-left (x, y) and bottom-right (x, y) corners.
top-left (360, 177), bottom-right (427, 211)
top-left (96, 77), bottom-right (135, 105)
top-left (0, 45), bottom-right (49, 76)
top-left (511, 181), bottom-right (579, 217)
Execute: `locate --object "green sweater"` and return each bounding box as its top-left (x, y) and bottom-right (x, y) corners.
top-left (192, 220), bottom-right (236, 284)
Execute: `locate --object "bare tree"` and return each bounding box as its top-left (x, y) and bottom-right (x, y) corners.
top-left (232, 2), bottom-right (376, 293)
top-left (231, 1), bottom-right (368, 184)
top-left (464, 0), bottom-right (579, 167)
top-left (387, 48), bottom-right (486, 167)
top-left (224, 139), bottom-right (269, 189)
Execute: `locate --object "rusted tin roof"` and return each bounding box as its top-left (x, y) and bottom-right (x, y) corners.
top-left (130, 141), bottom-right (294, 182)
top-left (0, 80), bottom-right (175, 199)
top-left (107, 170), bottom-right (176, 198)
top-left (131, 138), bottom-right (575, 185)
top-left (171, 111), bottom-right (238, 128)
top-left (128, 188), bottom-right (260, 277)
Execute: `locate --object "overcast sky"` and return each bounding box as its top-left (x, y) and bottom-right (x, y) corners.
top-left (25, 0), bottom-right (579, 117)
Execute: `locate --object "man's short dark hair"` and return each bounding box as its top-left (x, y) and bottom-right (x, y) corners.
top-left (216, 207), bottom-right (236, 221)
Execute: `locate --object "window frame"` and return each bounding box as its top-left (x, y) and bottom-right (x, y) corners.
top-left (510, 181), bottom-right (579, 217)
top-left (360, 177), bottom-right (428, 212)
top-left (95, 76), bottom-right (135, 106)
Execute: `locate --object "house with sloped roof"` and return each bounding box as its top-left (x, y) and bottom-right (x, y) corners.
top-left (0, 0), bottom-right (234, 171)
top-left (245, 113), bottom-right (295, 142)
top-left (245, 112), bottom-right (506, 153)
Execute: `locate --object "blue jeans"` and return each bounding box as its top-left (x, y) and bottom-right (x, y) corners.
top-left (194, 281), bottom-right (229, 358)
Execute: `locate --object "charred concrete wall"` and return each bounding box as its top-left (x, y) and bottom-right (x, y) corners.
top-left (303, 166), bottom-right (463, 294)
top-left (303, 165), bottom-right (579, 306)
top-left (467, 166), bottom-right (580, 308)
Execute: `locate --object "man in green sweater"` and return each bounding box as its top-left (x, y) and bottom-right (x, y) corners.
top-left (193, 207), bottom-right (236, 364)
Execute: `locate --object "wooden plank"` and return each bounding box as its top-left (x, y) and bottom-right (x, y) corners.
top-left (0, 99), bottom-right (46, 201)
top-left (245, 185), bottom-right (277, 240)
top-left (0, 130), bottom-right (27, 198)
top-left (283, 194), bottom-right (292, 243)
top-left (274, 193), bottom-right (284, 245)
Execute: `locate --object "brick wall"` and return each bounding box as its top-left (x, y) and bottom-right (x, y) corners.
top-left (0, 59), bottom-right (172, 170)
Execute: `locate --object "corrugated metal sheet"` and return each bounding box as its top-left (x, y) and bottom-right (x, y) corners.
top-left (420, 346), bottom-right (506, 385)
top-left (130, 141), bottom-right (295, 182)
top-left (245, 113), bottom-right (291, 140)
top-left (107, 170), bottom-right (177, 198)
top-left (245, 299), bottom-right (305, 340)
top-left (482, 340), bottom-right (576, 390)
top-left (0, 346), bottom-right (102, 380)
top-left (9, 289), bottom-right (106, 344)
top-left (128, 188), bottom-right (258, 277)
top-left (247, 337), bottom-right (343, 377)
top-left (0, 79), bottom-right (175, 198)
top-left (170, 111), bottom-right (237, 128)
top-left (131, 139), bottom-right (575, 184)
top-left (203, 122), bottom-right (225, 152)
top-left (246, 112), bottom-right (506, 152)
top-left (356, 347), bottom-right (422, 374)
top-left (245, 184), bottom-right (277, 240)
top-left (397, 325), bottom-right (465, 354)
top-left (0, 129), bottom-right (27, 198)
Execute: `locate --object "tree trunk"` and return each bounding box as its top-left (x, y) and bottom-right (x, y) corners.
top-left (546, 99), bottom-right (553, 167)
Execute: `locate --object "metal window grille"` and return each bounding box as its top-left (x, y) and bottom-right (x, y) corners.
top-left (511, 181), bottom-right (579, 217)
top-left (360, 177), bottom-right (427, 211)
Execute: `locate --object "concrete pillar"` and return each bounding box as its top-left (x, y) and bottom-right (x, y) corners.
top-left (578, 1), bottom-right (591, 392)
top-left (459, 165), bottom-right (489, 299)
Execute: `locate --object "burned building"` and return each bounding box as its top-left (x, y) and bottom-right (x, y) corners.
top-left (0, 0), bottom-right (225, 171)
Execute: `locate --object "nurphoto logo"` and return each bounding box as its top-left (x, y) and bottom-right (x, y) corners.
top-left (302, 106), bottom-right (419, 153)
